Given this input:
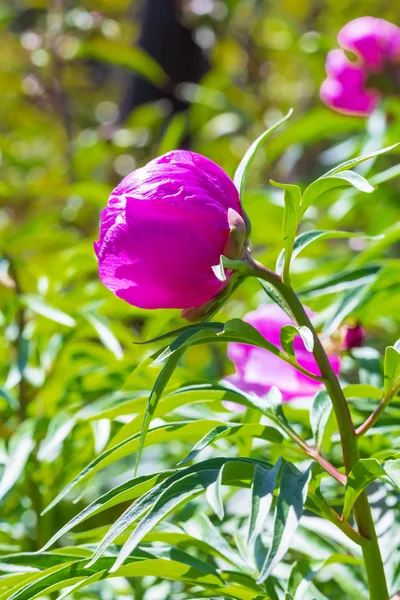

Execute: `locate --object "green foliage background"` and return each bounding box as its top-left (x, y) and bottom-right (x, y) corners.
top-left (1, 1), bottom-right (400, 599)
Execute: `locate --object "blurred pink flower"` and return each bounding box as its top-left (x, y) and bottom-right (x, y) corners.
top-left (321, 16), bottom-right (400, 116)
top-left (94, 150), bottom-right (244, 310)
top-left (225, 304), bottom-right (340, 403)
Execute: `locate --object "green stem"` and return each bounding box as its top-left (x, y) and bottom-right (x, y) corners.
top-left (248, 260), bottom-right (389, 600)
top-left (356, 395), bottom-right (389, 436)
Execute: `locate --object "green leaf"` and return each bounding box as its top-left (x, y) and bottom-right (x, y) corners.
top-left (37, 412), bottom-right (75, 462)
top-left (383, 459), bottom-right (400, 488)
top-left (280, 324), bottom-right (314, 357)
top-left (276, 230), bottom-right (381, 277)
top-left (22, 295), bottom-right (76, 327)
top-left (310, 391), bottom-right (332, 451)
top-left (257, 280), bottom-right (294, 319)
top-left (40, 472), bottom-right (172, 551)
top-left (248, 459), bottom-right (282, 545)
top-left (87, 458), bottom-right (271, 571)
top-left (178, 423), bottom-right (283, 466)
top-left (0, 388), bottom-right (18, 410)
top-left (178, 425), bottom-right (231, 465)
top-left (271, 181), bottom-right (300, 284)
top-left (108, 461), bottom-right (262, 572)
top-left (85, 313), bottom-right (123, 360)
top-left (384, 345), bottom-right (400, 399)
top-left (194, 513), bottom-right (249, 572)
top-left (206, 463), bottom-right (225, 520)
top-left (43, 420), bottom-right (224, 513)
top-left (56, 570), bottom-right (106, 600)
top-left (323, 143), bottom-right (399, 176)
top-left (299, 265), bottom-right (381, 298)
top-left (0, 420), bottom-right (35, 501)
top-left (342, 458), bottom-right (386, 520)
top-left (135, 347), bottom-right (186, 475)
top-left (234, 109), bottom-right (293, 198)
top-left (257, 462), bottom-right (311, 583)
top-left (134, 321), bottom-right (225, 346)
top-left (300, 171), bottom-right (374, 217)
top-left (155, 318), bottom-right (283, 365)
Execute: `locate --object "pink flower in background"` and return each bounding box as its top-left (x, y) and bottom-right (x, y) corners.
top-left (226, 304), bottom-right (340, 402)
top-left (321, 16), bottom-right (400, 116)
top-left (94, 150), bottom-right (246, 310)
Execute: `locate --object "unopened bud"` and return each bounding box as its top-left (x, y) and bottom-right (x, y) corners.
top-left (223, 208), bottom-right (248, 260)
top-left (344, 323), bottom-right (365, 350)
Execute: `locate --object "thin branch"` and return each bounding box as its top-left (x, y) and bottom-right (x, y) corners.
top-left (272, 415), bottom-right (346, 486)
top-left (356, 395), bottom-right (389, 437)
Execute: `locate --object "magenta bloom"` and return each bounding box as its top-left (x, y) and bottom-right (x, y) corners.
top-left (321, 16), bottom-right (400, 116)
top-left (226, 304), bottom-right (340, 402)
top-left (94, 150), bottom-right (244, 310)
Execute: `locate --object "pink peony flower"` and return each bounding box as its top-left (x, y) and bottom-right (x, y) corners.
top-left (226, 304), bottom-right (340, 402)
top-left (94, 150), bottom-right (245, 310)
top-left (321, 16), bottom-right (400, 116)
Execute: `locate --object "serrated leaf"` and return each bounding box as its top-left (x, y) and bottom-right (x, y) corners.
top-left (234, 109), bottom-right (293, 198)
top-left (257, 462), bottom-right (311, 583)
top-left (248, 459), bottom-right (282, 545)
top-left (310, 391), bottom-right (332, 451)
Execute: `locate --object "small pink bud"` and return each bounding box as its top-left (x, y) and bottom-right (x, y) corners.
top-left (343, 323), bottom-right (365, 350)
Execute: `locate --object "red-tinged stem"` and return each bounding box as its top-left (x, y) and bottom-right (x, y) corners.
top-left (356, 395), bottom-right (389, 436)
top-left (247, 260), bottom-right (389, 600)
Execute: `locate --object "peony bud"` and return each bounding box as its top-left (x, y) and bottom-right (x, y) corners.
top-left (343, 322), bottom-right (365, 350)
top-left (94, 150), bottom-right (247, 310)
top-left (225, 304), bottom-right (340, 403)
top-left (320, 17), bottom-right (400, 116)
